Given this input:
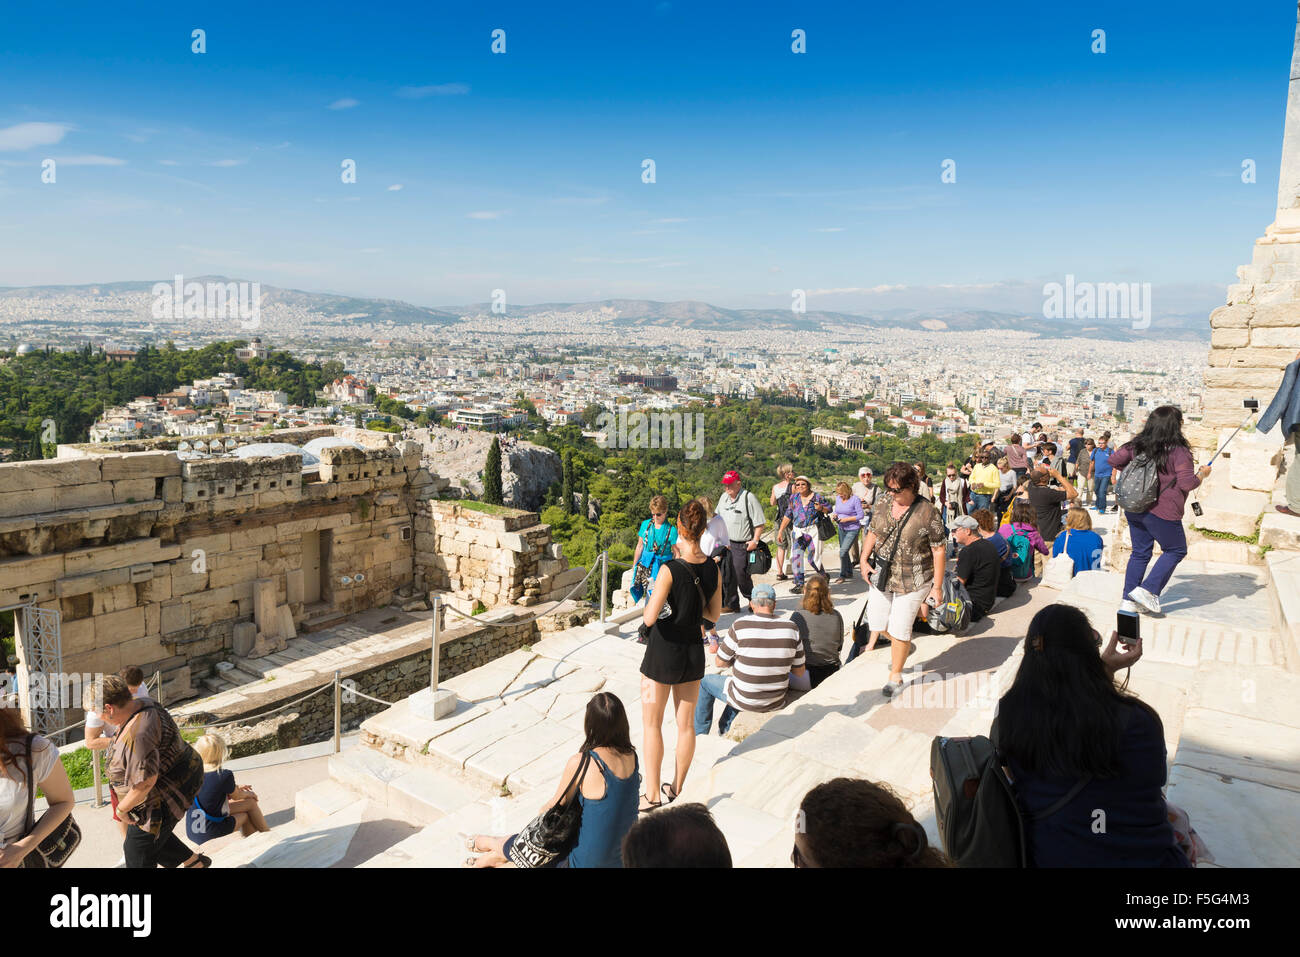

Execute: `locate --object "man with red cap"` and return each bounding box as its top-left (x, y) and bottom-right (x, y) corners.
top-left (715, 470), bottom-right (767, 612)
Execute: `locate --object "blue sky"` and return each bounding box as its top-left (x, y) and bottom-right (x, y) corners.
top-left (0, 0), bottom-right (1296, 317)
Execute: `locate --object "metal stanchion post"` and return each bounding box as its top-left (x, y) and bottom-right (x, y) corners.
top-left (333, 670), bottom-right (341, 754)
top-left (599, 551), bottom-right (608, 623)
top-left (92, 748), bottom-right (103, 808)
top-left (430, 596), bottom-right (441, 695)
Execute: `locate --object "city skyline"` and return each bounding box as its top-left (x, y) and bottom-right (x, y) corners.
top-left (0, 1), bottom-right (1296, 320)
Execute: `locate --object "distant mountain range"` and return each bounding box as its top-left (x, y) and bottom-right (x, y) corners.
top-left (0, 280), bottom-right (1209, 341)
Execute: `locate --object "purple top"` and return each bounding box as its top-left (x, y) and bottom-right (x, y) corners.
top-left (833, 495), bottom-right (865, 531)
top-left (1108, 444), bottom-right (1201, 522)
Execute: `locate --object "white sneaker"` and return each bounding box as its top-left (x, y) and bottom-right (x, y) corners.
top-left (1119, 599), bottom-right (1140, 614)
top-left (1128, 587), bottom-right (1162, 615)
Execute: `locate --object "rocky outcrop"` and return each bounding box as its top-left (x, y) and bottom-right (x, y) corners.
top-left (410, 426), bottom-right (560, 511)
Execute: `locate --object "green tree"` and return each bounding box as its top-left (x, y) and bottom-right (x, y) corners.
top-left (561, 449), bottom-right (575, 515)
top-left (483, 437), bottom-right (504, 506)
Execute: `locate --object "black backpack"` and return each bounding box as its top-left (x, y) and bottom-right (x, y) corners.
top-left (931, 707), bottom-right (1132, 867)
top-left (1113, 449), bottom-right (1163, 514)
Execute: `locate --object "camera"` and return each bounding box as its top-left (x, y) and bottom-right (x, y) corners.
top-left (1243, 398), bottom-right (1259, 410)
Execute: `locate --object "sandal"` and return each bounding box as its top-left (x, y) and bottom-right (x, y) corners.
top-left (184, 853), bottom-right (211, 869)
top-left (661, 782), bottom-right (679, 804)
top-left (639, 793), bottom-right (663, 813)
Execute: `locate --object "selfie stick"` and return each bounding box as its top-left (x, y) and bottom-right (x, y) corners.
top-left (1205, 410), bottom-right (1258, 467)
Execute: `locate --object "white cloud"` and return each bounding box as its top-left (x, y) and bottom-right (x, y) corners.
top-left (467, 210), bottom-right (504, 219)
top-left (0, 122), bottom-right (70, 151)
top-left (158, 159), bottom-right (180, 166)
top-left (52, 155), bottom-right (126, 166)
top-left (650, 217), bottom-right (688, 224)
top-left (397, 83), bottom-right (470, 98)
top-left (808, 285), bottom-right (906, 294)
top-left (387, 184), bottom-right (403, 191)
top-left (206, 159), bottom-right (245, 167)
top-left (814, 226), bottom-right (845, 232)
top-left (328, 98), bottom-right (360, 110)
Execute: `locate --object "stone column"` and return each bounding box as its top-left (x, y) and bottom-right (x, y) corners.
top-left (1198, 2), bottom-right (1300, 452)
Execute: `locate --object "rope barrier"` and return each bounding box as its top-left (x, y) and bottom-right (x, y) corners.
top-left (439, 557), bottom-right (602, 625)
top-left (346, 688), bottom-right (396, 707)
top-left (176, 679), bottom-right (336, 731)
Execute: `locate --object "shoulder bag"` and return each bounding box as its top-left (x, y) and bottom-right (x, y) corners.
top-left (506, 751), bottom-right (593, 867)
top-left (869, 500), bottom-right (921, 593)
top-left (20, 734), bottom-right (81, 868)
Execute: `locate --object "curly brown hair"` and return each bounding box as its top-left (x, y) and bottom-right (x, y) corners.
top-left (798, 778), bottom-right (950, 868)
top-left (882, 461), bottom-right (920, 496)
top-left (677, 499), bottom-right (707, 542)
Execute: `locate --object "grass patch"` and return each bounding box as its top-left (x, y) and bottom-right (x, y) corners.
top-left (1192, 520), bottom-right (1261, 545)
top-left (446, 499), bottom-right (515, 516)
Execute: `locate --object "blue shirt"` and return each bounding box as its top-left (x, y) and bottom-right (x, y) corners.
top-left (1092, 447), bottom-right (1114, 477)
top-left (987, 531), bottom-right (1011, 567)
top-left (1051, 528), bottom-right (1104, 576)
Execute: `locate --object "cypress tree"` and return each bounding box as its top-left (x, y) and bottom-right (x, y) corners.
top-left (580, 484), bottom-right (589, 521)
top-left (562, 450), bottom-right (574, 515)
top-left (483, 436), bottom-right (504, 506)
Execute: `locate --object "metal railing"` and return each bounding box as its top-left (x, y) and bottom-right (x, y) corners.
top-left (87, 670), bottom-right (395, 807)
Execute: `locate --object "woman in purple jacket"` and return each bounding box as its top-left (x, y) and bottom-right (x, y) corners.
top-left (1109, 406), bottom-right (1211, 615)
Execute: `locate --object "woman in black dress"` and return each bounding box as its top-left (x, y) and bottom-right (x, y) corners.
top-left (639, 500), bottom-right (722, 812)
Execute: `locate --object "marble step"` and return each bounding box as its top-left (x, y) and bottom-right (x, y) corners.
top-left (327, 745), bottom-right (485, 826)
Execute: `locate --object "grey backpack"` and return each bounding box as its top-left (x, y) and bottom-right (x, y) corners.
top-left (1113, 450), bottom-right (1162, 514)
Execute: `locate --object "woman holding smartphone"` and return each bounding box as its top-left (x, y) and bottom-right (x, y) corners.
top-left (992, 603), bottom-right (1188, 867)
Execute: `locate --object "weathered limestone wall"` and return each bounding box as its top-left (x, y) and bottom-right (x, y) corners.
top-left (414, 500), bottom-right (589, 613)
top-left (3, 426), bottom-right (584, 729)
top-left (181, 603), bottom-right (593, 749)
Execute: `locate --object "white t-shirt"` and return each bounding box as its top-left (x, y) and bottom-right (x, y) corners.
top-left (700, 514), bottom-right (730, 557)
top-left (85, 684), bottom-right (150, 732)
top-left (1, 735), bottom-right (60, 844)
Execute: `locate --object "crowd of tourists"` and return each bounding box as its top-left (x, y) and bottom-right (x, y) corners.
top-left (1, 666), bottom-right (271, 869)
top-left (1, 407), bottom-right (1215, 869)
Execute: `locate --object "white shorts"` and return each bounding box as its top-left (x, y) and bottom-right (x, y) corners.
top-left (866, 583), bottom-right (931, 643)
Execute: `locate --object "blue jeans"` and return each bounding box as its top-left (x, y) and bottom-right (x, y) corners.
top-left (1124, 510), bottom-right (1188, 599)
top-left (694, 673), bottom-right (738, 735)
top-left (971, 492), bottom-right (993, 513)
top-left (837, 526), bottom-right (858, 579)
top-left (1094, 474), bottom-right (1112, 512)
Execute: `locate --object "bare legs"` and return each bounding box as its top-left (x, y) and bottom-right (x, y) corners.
top-left (229, 793), bottom-right (270, 836)
top-left (641, 677), bottom-right (670, 809)
top-left (641, 677), bottom-right (701, 808)
top-left (668, 681), bottom-right (700, 799)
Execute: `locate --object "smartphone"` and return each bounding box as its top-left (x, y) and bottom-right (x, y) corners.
top-left (1117, 610), bottom-right (1140, 646)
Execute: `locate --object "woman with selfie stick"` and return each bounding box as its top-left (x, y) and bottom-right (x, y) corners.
top-left (1107, 406), bottom-right (1210, 616)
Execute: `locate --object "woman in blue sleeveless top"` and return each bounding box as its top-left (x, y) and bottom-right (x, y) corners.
top-left (469, 692), bottom-right (640, 868)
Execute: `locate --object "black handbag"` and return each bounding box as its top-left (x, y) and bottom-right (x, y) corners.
top-left (816, 511), bottom-right (836, 541)
top-left (506, 751), bottom-right (593, 867)
top-left (868, 500), bottom-right (920, 593)
top-left (747, 541), bottom-right (772, 575)
top-left (20, 734), bottom-right (81, 868)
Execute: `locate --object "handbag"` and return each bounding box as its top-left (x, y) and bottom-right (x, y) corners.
top-left (748, 541), bottom-right (772, 575)
top-left (868, 500), bottom-right (920, 593)
top-left (21, 734), bottom-right (81, 868)
top-left (816, 510), bottom-right (836, 541)
top-left (1041, 531), bottom-right (1076, 590)
top-left (506, 751), bottom-right (593, 867)
top-left (850, 598), bottom-right (888, 651)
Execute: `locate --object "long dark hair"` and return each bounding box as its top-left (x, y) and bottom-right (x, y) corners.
top-left (1128, 405), bottom-right (1190, 470)
top-left (997, 604), bottom-right (1159, 778)
top-left (581, 692), bottom-right (636, 755)
top-left (0, 705), bottom-right (28, 772)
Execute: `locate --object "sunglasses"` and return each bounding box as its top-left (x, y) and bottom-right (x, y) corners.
top-left (886, 485), bottom-right (902, 493)
top-left (651, 512), bottom-right (666, 518)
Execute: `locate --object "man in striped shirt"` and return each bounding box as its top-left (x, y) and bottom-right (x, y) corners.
top-left (694, 583), bottom-right (806, 735)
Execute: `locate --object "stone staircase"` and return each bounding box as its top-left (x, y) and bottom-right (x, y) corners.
top-left (196, 543), bottom-right (1300, 868)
